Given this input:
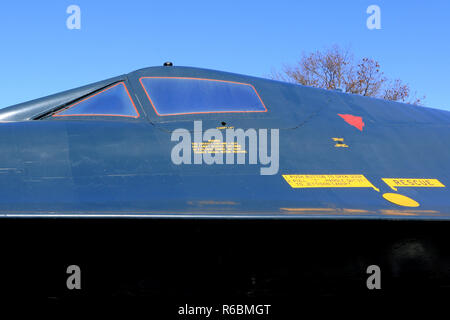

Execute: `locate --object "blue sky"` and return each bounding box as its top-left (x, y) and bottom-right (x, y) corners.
top-left (0, 0), bottom-right (449, 110)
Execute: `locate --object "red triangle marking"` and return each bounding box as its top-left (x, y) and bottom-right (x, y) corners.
top-left (338, 114), bottom-right (364, 131)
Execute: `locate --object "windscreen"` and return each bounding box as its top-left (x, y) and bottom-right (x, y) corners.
top-left (53, 82), bottom-right (139, 118)
top-left (139, 77), bottom-right (267, 116)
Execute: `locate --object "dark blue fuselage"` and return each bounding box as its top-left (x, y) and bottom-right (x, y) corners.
top-left (0, 66), bottom-right (449, 219)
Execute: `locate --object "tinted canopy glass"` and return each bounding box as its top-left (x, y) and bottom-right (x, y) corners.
top-left (53, 82), bottom-right (139, 118)
top-left (139, 77), bottom-right (267, 116)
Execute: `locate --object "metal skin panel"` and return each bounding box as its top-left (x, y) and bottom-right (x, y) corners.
top-left (0, 66), bottom-right (449, 219)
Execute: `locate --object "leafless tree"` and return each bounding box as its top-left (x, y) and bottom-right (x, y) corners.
top-left (271, 45), bottom-right (424, 105)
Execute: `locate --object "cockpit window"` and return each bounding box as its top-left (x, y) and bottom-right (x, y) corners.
top-left (139, 77), bottom-right (267, 116)
top-left (53, 82), bottom-right (139, 118)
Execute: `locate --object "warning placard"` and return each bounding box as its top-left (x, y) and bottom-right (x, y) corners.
top-left (282, 174), bottom-right (379, 191)
top-left (192, 140), bottom-right (246, 154)
top-left (382, 178), bottom-right (445, 191)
